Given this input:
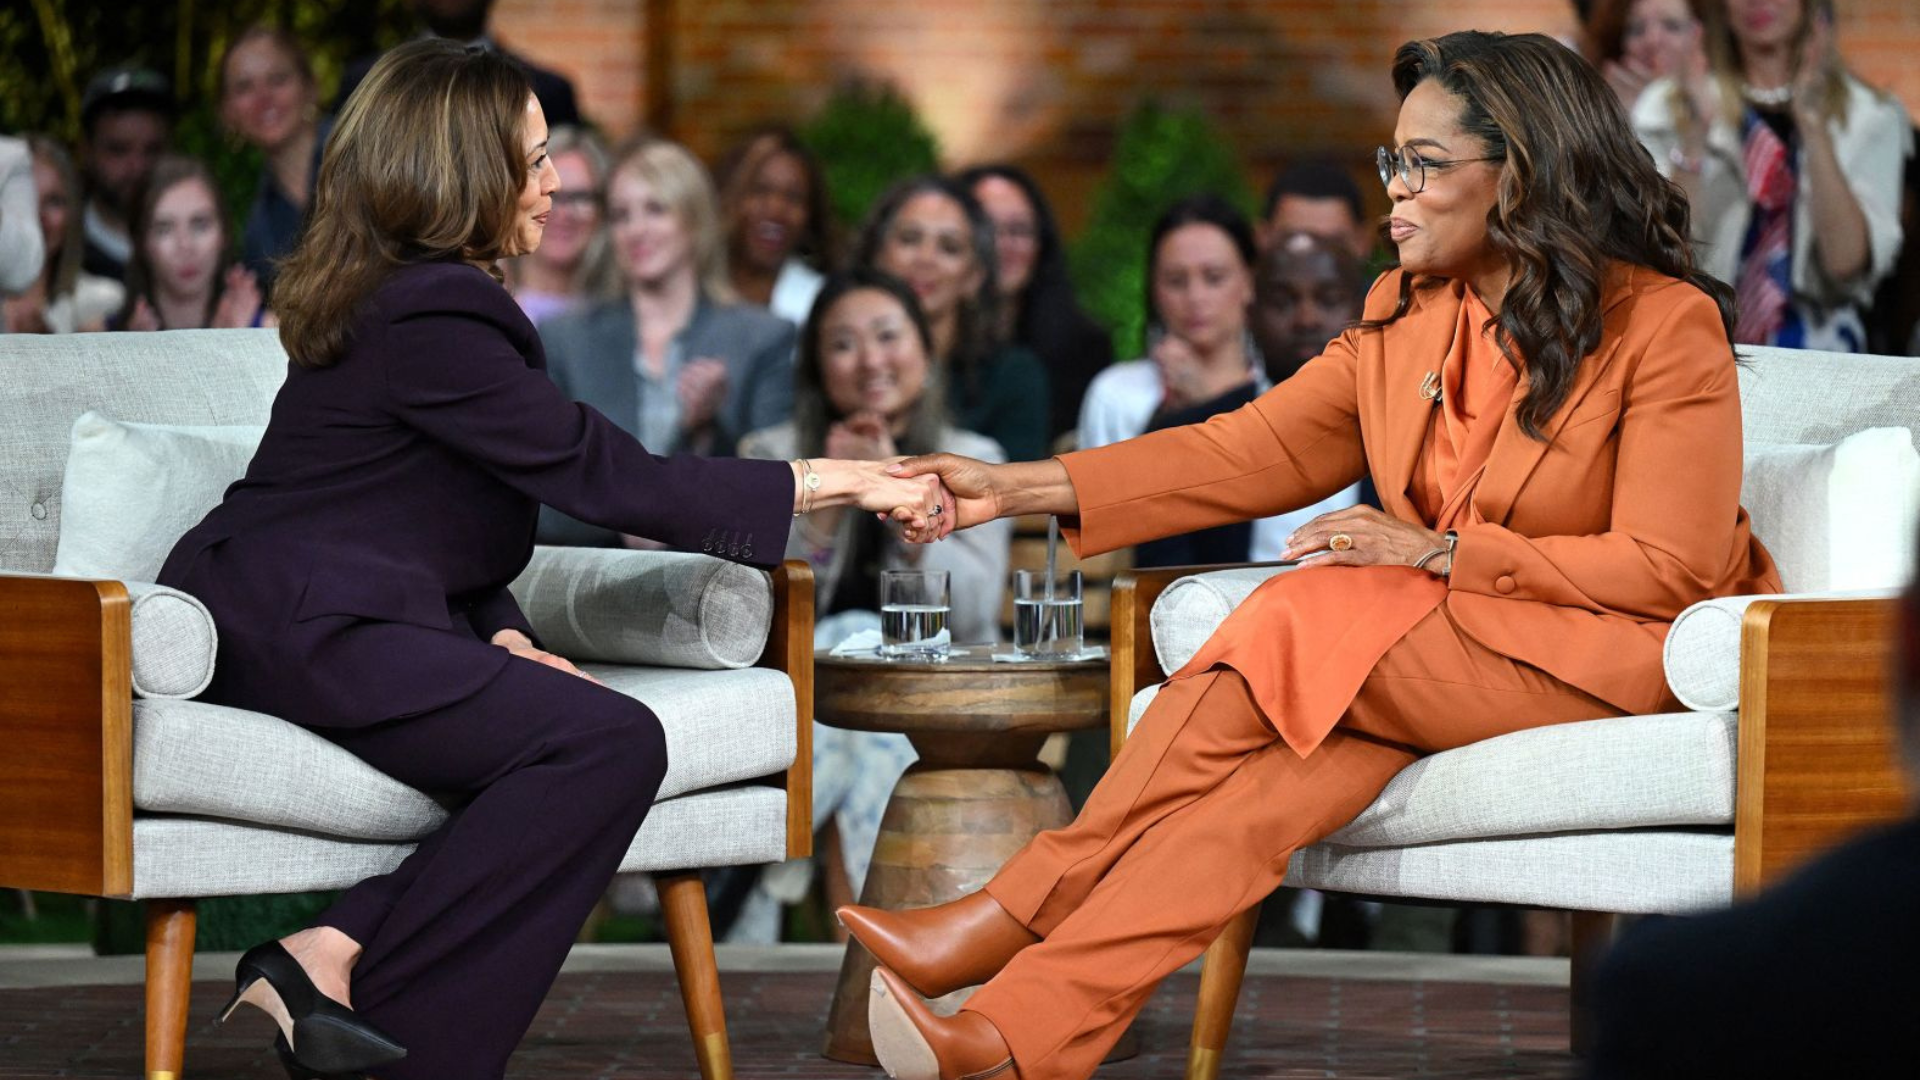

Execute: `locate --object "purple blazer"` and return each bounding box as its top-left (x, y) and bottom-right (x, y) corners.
top-left (157, 262), bottom-right (794, 729)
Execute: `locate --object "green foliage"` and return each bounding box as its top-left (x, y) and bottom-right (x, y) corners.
top-left (798, 80), bottom-right (942, 244)
top-left (1067, 101), bottom-right (1257, 360)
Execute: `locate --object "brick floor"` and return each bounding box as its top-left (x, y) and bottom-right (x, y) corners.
top-left (0, 970), bottom-right (1577, 1078)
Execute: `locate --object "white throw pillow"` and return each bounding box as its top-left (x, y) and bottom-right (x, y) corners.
top-left (1741, 427), bottom-right (1919, 593)
top-left (52, 412), bottom-right (265, 582)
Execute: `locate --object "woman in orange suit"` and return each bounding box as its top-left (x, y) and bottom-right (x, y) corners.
top-left (849, 30), bottom-right (1782, 1080)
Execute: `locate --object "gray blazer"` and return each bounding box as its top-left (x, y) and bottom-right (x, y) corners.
top-left (538, 296), bottom-right (797, 546)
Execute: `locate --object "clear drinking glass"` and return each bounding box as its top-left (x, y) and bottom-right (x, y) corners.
top-left (880, 569), bottom-right (952, 659)
top-left (1013, 569), bottom-right (1084, 658)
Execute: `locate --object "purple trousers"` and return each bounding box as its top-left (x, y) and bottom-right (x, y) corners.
top-left (312, 656), bottom-right (668, 1079)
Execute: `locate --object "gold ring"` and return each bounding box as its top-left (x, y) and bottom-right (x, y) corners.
top-left (1329, 533), bottom-right (1354, 552)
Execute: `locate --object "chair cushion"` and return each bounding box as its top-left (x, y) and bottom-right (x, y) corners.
top-left (132, 665), bottom-right (795, 839)
top-left (1663, 589), bottom-right (1897, 712)
top-left (50, 412), bottom-right (264, 582)
top-left (1285, 829), bottom-right (1733, 915)
top-left (512, 546), bottom-right (775, 670)
top-left (1129, 686), bottom-right (1736, 843)
top-left (124, 581), bottom-right (218, 700)
top-left (1150, 565), bottom-right (1289, 675)
top-left (129, 785), bottom-right (789, 899)
top-left (1741, 426), bottom-right (1918, 592)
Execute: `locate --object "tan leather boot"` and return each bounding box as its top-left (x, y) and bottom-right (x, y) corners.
top-left (838, 891), bottom-right (1040, 998)
top-left (869, 967), bottom-right (1014, 1080)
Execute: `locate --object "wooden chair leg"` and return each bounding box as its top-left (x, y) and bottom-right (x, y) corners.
top-left (1569, 910), bottom-right (1617, 1058)
top-left (144, 899), bottom-right (197, 1080)
top-left (1186, 906), bottom-right (1259, 1080)
top-left (656, 872), bottom-right (733, 1080)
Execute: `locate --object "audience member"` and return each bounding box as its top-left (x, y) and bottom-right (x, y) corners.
top-left (1583, 0), bottom-right (1705, 114)
top-left (1588, 530), bottom-right (1920, 1078)
top-left (110, 155), bottom-right (265, 331)
top-left (219, 25), bottom-right (330, 292)
top-left (334, 0), bottom-right (580, 127)
top-left (1866, 130), bottom-right (1920, 355)
top-left (0, 134), bottom-right (45, 302)
top-left (1078, 194), bottom-right (1273, 567)
top-left (539, 136), bottom-right (796, 547)
top-left (1633, 0), bottom-right (1911, 351)
top-left (1258, 161), bottom-right (1376, 264)
top-left (729, 268), bottom-right (1014, 943)
top-left (958, 164), bottom-right (1115, 444)
top-left (506, 125), bottom-right (617, 326)
top-left (715, 126), bottom-right (831, 329)
top-left (78, 66), bottom-right (173, 282)
top-left (855, 175), bottom-right (1050, 461)
top-left (3, 137), bottom-right (123, 333)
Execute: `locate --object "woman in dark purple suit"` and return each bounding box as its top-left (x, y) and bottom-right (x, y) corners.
top-left (157, 40), bottom-right (943, 1080)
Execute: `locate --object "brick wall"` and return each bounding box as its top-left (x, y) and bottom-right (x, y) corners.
top-left (493, 0), bottom-right (1920, 231)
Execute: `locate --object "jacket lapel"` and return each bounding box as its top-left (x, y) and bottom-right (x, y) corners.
top-left (1470, 265), bottom-right (1642, 524)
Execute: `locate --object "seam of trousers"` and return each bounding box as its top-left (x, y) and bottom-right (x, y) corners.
top-left (1028, 669), bottom-right (1270, 930)
top-left (1361, 672), bottom-right (1599, 695)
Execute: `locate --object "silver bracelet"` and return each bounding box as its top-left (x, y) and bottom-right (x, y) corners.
top-left (793, 458), bottom-right (821, 516)
top-left (1413, 530), bottom-right (1458, 577)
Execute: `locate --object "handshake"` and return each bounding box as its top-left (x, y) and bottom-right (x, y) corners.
top-left (857, 453), bottom-right (999, 545)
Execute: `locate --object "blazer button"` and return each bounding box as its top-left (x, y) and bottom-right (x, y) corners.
top-left (741, 543), bottom-right (753, 560)
top-left (1495, 574), bottom-right (1516, 595)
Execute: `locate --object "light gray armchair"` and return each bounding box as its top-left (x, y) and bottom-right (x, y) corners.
top-left (0, 329), bottom-right (814, 1080)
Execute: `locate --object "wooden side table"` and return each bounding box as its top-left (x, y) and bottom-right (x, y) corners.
top-left (816, 645), bottom-right (1109, 1065)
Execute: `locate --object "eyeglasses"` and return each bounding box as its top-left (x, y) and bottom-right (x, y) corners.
top-left (552, 190), bottom-right (603, 212)
top-left (1376, 145), bottom-right (1503, 194)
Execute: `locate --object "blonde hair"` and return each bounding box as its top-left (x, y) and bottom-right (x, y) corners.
top-left (608, 135), bottom-right (735, 302)
top-left (1693, 0), bottom-right (1856, 131)
top-left (274, 39), bottom-right (531, 368)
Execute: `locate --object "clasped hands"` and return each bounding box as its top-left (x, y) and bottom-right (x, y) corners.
top-left (880, 455), bottom-right (1447, 571)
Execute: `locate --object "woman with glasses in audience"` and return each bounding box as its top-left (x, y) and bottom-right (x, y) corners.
top-left (958, 164), bottom-right (1113, 445)
top-left (855, 175), bottom-right (1051, 463)
top-left (507, 126), bottom-right (618, 326)
top-left (1633, 0), bottom-right (1909, 351)
top-left (846, 31), bottom-right (1782, 1080)
top-left (716, 126), bottom-right (833, 330)
top-left (729, 268), bottom-right (1013, 943)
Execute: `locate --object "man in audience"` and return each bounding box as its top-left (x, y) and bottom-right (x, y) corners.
top-left (78, 66), bottom-right (172, 282)
top-left (1587, 535), bottom-right (1920, 1077)
top-left (335, 0), bottom-right (580, 126)
top-left (1257, 161), bottom-right (1375, 266)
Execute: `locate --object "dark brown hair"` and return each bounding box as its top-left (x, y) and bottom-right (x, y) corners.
top-left (791, 267), bottom-right (949, 459)
top-left (1369, 31), bottom-right (1735, 439)
top-left (853, 175), bottom-right (1003, 399)
top-left (117, 155), bottom-right (235, 329)
top-left (715, 126), bottom-right (834, 271)
top-left (273, 38), bottom-right (532, 368)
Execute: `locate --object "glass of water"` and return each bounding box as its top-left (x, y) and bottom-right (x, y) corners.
top-left (880, 569), bottom-right (952, 659)
top-left (1013, 569), bottom-right (1084, 658)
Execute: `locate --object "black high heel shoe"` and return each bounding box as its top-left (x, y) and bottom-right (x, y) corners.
top-left (219, 941), bottom-right (406, 1074)
top-left (272, 1033), bottom-right (367, 1080)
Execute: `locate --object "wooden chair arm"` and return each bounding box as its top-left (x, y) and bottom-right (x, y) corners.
top-left (1735, 596), bottom-right (1910, 893)
top-left (1108, 561), bottom-right (1289, 761)
top-left (0, 574), bottom-right (135, 897)
top-left (759, 560), bottom-right (815, 860)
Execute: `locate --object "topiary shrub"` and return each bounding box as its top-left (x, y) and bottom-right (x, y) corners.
top-left (1067, 101), bottom-right (1256, 361)
top-left (799, 80), bottom-right (941, 244)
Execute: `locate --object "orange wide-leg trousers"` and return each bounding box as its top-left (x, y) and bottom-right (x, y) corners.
top-left (966, 607), bottom-right (1622, 1079)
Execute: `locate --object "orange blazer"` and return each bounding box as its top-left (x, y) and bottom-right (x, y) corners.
top-left (1059, 265), bottom-right (1783, 717)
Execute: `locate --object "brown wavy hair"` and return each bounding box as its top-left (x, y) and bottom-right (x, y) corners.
top-left (274, 38), bottom-right (531, 368)
top-left (1368, 31), bottom-right (1736, 439)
